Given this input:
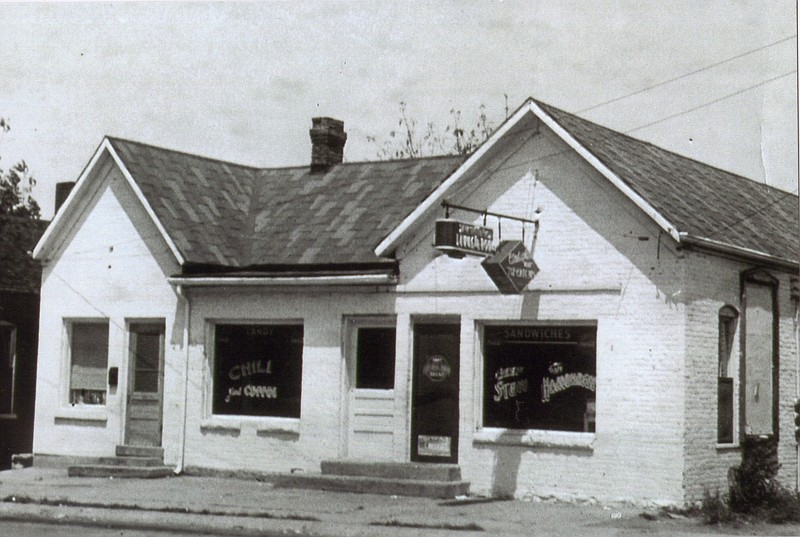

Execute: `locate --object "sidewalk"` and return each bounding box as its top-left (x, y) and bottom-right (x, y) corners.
top-left (0, 467), bottom-right (796, 536)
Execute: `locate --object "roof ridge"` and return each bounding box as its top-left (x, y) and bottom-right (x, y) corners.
top-left (532, 99), bottom-right (797, 199)
top-left (107, 136), bottom-right (262, 171)
top-left (108, 136), bottom-right (467, 174)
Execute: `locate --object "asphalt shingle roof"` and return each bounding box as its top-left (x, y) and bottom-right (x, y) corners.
top-left (535, 100), bottom-right (798, 263)
top-left (0, 215), bottom-right (49, 293)
top-left (107, 99), bottom-right (798, 272)
top-left (108, 137), bottom-right (465, 269)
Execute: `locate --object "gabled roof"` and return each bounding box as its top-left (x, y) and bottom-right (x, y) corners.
top-left (0, 215), bottom-right (49, 294)
top-left (378, 98), bottom-right (798, 266)
top-left (534, 100), bottom-right (798, 263)
top-left (38, 97), bottom-right (798, 276)
top-left (107, 138), bottom-right (465, 270)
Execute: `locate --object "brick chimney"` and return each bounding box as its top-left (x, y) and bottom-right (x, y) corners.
top-left (309, 117), bottom-right (346, 174)
top-left (54, 181), bottom-right (75, 213)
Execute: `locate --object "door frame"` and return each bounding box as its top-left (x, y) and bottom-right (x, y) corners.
top-left (409, 318), bottom-right (461, 464)
top-left (124, 320), bottom-right (166, 447)
top-left (341, 315), bottom-right (396, 458)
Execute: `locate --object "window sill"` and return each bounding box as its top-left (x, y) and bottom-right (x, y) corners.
top-left (200, 416), bottom-right (300, 435)
top-left (716, 442), bottom-right (740, 451)
top-left (54, 407), bottom-right (108, 422)
top-left (473, 427), bottom-right (595, 450)
top-left (0, 413), bottom-right (18, 420)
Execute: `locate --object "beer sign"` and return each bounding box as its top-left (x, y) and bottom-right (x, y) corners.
top-left (434, 219), bottom-right (494, 257)
top-left (482, 240), bottom-right (538, 293)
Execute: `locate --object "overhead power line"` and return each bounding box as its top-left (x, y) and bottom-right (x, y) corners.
top-left (626, 69), bottom-right (797, 133)
top-left (577, 34), bottom-right (797, 114)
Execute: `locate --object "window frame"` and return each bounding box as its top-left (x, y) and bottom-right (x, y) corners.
top-left (717, 305), bottom-right (738, 445)
top-left (477, 320), bottom-right (598, 437)
top-left (345, 316), bottom-right (397, 392)
top-left (0, 321), bottom-right (18, 418)
top-left (65, 319), bottom-right (110, 407)
top-left (208, 320), bottom-right (304, 420)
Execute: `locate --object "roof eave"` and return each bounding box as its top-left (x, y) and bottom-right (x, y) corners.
top-left (679, 232), bottom-right (798, 271)
top-left (168, 273), bottom-right (398, 287)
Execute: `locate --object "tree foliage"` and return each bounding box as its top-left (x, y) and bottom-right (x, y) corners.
top-left (368, 98), bottom-right (507, 160)
top-left (0, 117), bottom-right (40, 219)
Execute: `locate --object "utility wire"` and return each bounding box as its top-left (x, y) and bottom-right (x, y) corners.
top-left (577, 34), bottom-right (797, 114)
top-left (626, 70), bottom-right (797, 134)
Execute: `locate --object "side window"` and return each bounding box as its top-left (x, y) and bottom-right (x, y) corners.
top-left (483, 325), bottom-right (597, 433)
top-left (0, 322), bottom-right (17, 415)
top-left (717, 306), bottom-right (738, 443)
top-left (355, 327), bottom-right (396, 390)
top-left (69, 321), bottom-right (109, 405)
top-left (212, 324), bottom-right (303, 418)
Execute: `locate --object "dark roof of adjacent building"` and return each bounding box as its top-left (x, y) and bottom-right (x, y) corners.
top-left (535, 100), bottom-right (798, 263)
top-left (106, 99), bottom-right (798, 272)
top-left (0, 215), bottom-right (49, 293)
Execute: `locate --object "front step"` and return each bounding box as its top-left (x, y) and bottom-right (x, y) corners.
top-left (68, 464), bottom-right (174, 478)
top-left (273, 473), bottom-right (469, 499)
top-left (322, 460), bottom-right (461, 481)
top-left (275, 460), bottom-right (470, 498)
top-left (68, 445), bottom-right (172, 479)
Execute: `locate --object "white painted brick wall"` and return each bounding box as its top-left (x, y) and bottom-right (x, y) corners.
top-left (33, 162), bottom-right (180, 458)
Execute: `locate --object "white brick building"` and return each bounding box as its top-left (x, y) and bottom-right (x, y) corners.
top-left (31, 100), bottom-right (799, 503)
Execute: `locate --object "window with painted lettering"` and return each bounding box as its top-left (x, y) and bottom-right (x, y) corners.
top-left (69, 321), bottom-right (109, 405)
top-left (483, 325), bottom-right (596, 432)
top-left (213, 324), bottom-right (303, 418)
top-left (0, 322), bottom-right (17, 415)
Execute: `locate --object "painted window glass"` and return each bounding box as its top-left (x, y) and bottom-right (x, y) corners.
top-left (717, 306), bottom-right (737, 444)
top-left (213, 324), bottom-right (303, 418)
top-left (355, 327), bottom-right (396, 390)
top-left (69, 321), bottom-right (109, 405)
top-left (0, 322), bottom-right (17, 415)
top-left (483, 325), bottom-right (597, 432)
top-left (744, 281), bottom-right (776, 436)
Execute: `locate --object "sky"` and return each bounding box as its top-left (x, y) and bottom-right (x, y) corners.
top-left (0, 0), bottom-right (797, 218)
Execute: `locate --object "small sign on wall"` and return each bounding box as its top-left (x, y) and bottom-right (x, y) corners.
top-left (417, 435), bottom-right (451, 457)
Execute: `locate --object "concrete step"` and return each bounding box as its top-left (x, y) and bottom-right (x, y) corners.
top-left (97, 456), bottom-right (165, 467)
top-left (115, 445), bottom-right (164, 459)
top-left (321, 460), bottom-right (462, 482)
top-left (274, 473), bottom-right (469, 499)
top-left (67, 464), bottom-right (174, 479)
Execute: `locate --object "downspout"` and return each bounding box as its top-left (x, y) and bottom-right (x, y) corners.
top-left (174, 284), bottom-right (190, 474)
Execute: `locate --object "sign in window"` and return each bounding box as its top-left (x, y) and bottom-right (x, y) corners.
top-left (483, 325), bottom-right (597, 432)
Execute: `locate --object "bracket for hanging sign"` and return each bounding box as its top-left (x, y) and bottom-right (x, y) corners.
top-left (441, 200), bottom-right (539, 227)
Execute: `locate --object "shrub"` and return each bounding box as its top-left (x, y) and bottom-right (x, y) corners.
top-left (701, 489), bottom-right (734, 524)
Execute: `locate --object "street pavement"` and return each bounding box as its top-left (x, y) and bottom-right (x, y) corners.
top-left (1, 467), bottom-right (799, 536)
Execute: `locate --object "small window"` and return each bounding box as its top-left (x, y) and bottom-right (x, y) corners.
top-left (69, 321), bottom-right (109, 405)
top-left (356, 327), bottom-right (396, 390)
top-left (483, 325), bottom-right (597, 432)
top-left (213, 324), bottom-right (303, 418)
top-left (717, 306), bottom-right (738, 443)
top-left (0, 322), bottom-right (17, 415)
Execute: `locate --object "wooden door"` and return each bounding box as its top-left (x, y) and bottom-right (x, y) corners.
top-left (125, 322), bottom-right (165, 446)
top-left (410, 323), bottom-right (460, 463)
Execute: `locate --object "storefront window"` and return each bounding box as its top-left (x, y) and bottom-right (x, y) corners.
top-left (483, 324), bottom-right (596, 432)
top-left (69, 321), bottom-right (109, 405)
top-left (0, 322), bottom-right (17, 415)
top-left (212, 324), bottom-right (303, 418)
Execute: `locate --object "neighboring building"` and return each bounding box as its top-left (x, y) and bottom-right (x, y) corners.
top-left (0, 215), bottom-right (49, 469)
top-left (31, 100), bottom-right (799, 503)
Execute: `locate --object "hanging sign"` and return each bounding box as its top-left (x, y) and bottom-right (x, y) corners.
top-left (482, 240), bottom-right (539, 294)
top-left (434, 218), bottom-right (494, 257)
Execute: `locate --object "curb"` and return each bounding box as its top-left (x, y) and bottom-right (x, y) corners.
top-left (0, 503), bottom-right (318, 536)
